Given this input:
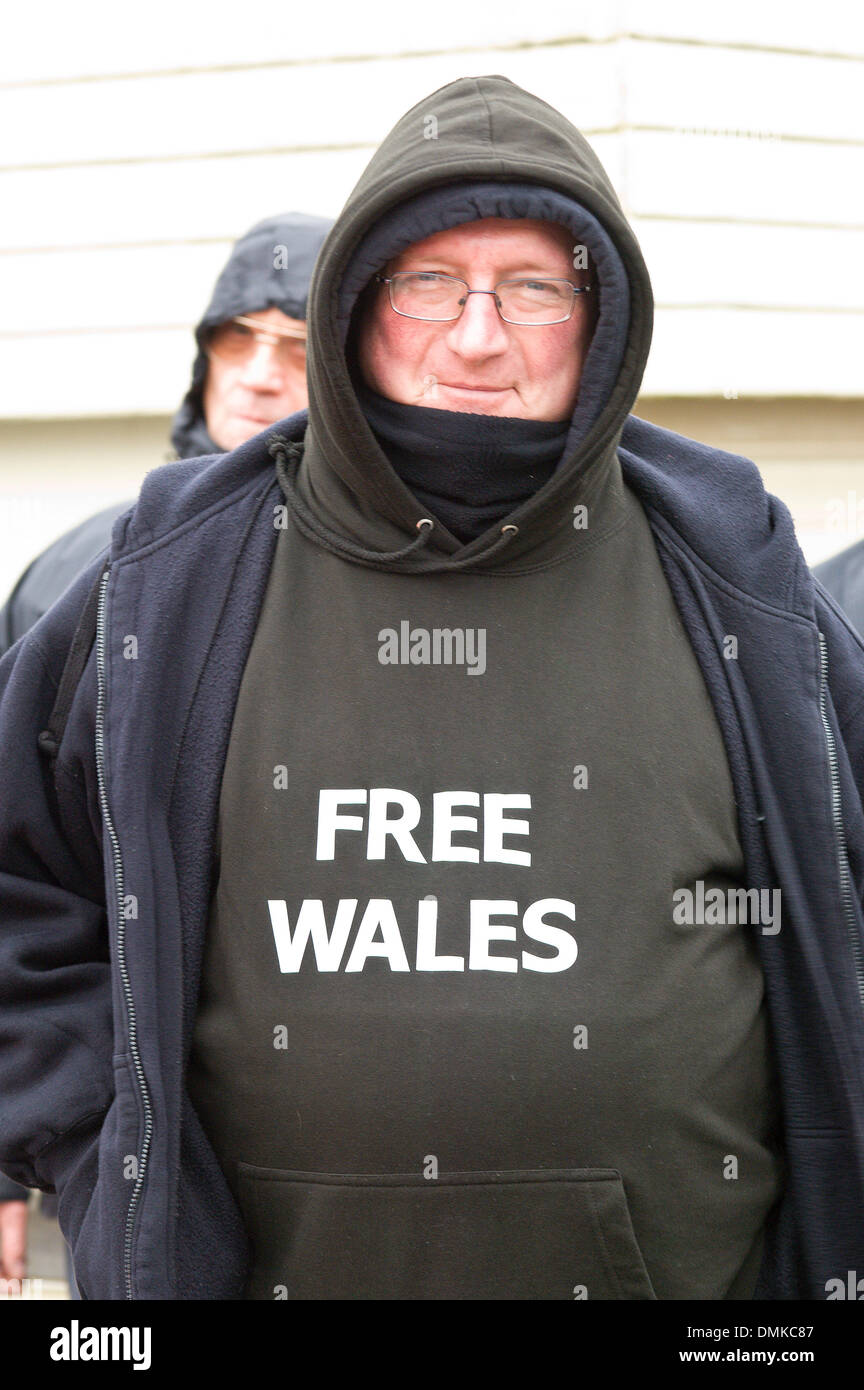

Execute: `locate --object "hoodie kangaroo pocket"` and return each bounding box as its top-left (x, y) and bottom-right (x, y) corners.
top-left (236, 1164), bottom-right (657, 1300)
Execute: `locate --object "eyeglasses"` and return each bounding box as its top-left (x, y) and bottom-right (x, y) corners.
top-left (204, 315), bottom-right (307, 368)
top-left (376, 272), bottom-right (591, 325)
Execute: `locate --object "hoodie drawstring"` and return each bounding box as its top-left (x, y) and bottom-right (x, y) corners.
top-left (268, 436), bottom-right (519, 573)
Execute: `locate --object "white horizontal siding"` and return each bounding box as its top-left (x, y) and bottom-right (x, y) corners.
top-left (642, 309), bottom-right (864, 395)
top-left (634, 222), bottom-right (863, 312)
top-left (0, 19), bottom-right (862, 418)
top-left (625, 1), bottom-right (864, 56)
top-left (4, 0), bottom-right (862, 85)
top-left (0, 150), bottom-right (373, 251)
top-left (619, 40), bottom-right (863, 141)
top-left (622, 131), bottom-right (863, 224)
top-left (0, 0), bottom-right (610, 84)
top-left (2, 134), bottom-right (859, 257)
top-left (0, 331), bottom-right (193, 416)
top-left (3, 43), bottom-right (862, 170)
top-left (0, 46), bottom-right (623, 169)
top-left (1, 244), bottom-right (233, 332)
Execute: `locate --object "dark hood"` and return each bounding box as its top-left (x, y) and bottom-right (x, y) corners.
top-left (170, 211), bottom-right (333, 459)
top-left (292, 74), bottom-right (654, 572)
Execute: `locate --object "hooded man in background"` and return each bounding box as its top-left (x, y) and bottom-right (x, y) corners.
top-left (0, 211), bottom-right (332, 658)
top-left (1, 75), bottom-right (863, 1301)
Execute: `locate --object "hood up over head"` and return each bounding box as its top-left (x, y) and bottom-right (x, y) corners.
top-left (171, 211), bottom-right (334, 459)
top-left (283, 74), bottom-right (654, 573)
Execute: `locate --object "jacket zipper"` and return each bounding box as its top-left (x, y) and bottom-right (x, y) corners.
top-left (94, 564), bottom-right (153, 1300)
top-left (818, 630), bottom-right (864, 1010)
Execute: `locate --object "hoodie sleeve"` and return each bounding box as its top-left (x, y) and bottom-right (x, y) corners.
top-left (0, 557), bottom-right (114, 1241)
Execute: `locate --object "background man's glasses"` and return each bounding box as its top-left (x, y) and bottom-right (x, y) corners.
top-left (205, 315), bottom-right (307, 367)
top-left (376, 272), bottom-right (591, 325)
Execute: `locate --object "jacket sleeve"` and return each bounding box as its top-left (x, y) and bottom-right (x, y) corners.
top-left (0, 1171), bottom-right (29, 1201)
top-left (0, 507), bottom-right (122, 662)
top-left (0, 558), bottom-right (115, 1240)
top-left (814, 580), bottom-right (864, 923)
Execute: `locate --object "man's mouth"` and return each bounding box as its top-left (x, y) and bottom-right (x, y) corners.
top-left (440, 383), bottom-right (511, 393)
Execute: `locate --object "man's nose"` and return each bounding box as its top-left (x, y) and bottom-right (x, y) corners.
top-left (237, 341), bottom-right (287, 390)
top-left (445, 289), bottom-right (510, 357)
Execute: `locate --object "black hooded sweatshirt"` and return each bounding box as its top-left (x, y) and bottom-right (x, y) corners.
top-left (186, 76), bottom-right (783, 1301)
top-left (0, 213), bottom-right (332, 658)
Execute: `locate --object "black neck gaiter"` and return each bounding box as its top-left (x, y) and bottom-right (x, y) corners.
top-left (358, 384), bottom-right (569, 543)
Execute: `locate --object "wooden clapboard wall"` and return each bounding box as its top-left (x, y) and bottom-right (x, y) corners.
top-left (1, 0), bottom-right (861, 416)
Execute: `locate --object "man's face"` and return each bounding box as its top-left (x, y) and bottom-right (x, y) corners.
top-left (356, 218), bottom-right (595, 420)
top-left (202, 306), bottom-right (308, 451)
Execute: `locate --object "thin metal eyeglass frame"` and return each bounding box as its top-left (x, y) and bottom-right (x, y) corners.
top-left (375, 273), bottom-right (591, 326)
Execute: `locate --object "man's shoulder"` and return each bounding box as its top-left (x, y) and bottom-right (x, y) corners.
top-left (620, 412), bottom-right (806, 615)
top-left (116, 413), bottom-right (307, 561)
top-left (622, 412), bottom-right (765, 488)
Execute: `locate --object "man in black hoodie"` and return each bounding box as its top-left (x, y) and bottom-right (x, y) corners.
top-left (0, 211), bottom-right (332, 658)
top-left (188, 163), bottom-right (781, 1300)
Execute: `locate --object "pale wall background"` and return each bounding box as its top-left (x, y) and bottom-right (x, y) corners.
top-left (1, 0), bottom-right (862, 599)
